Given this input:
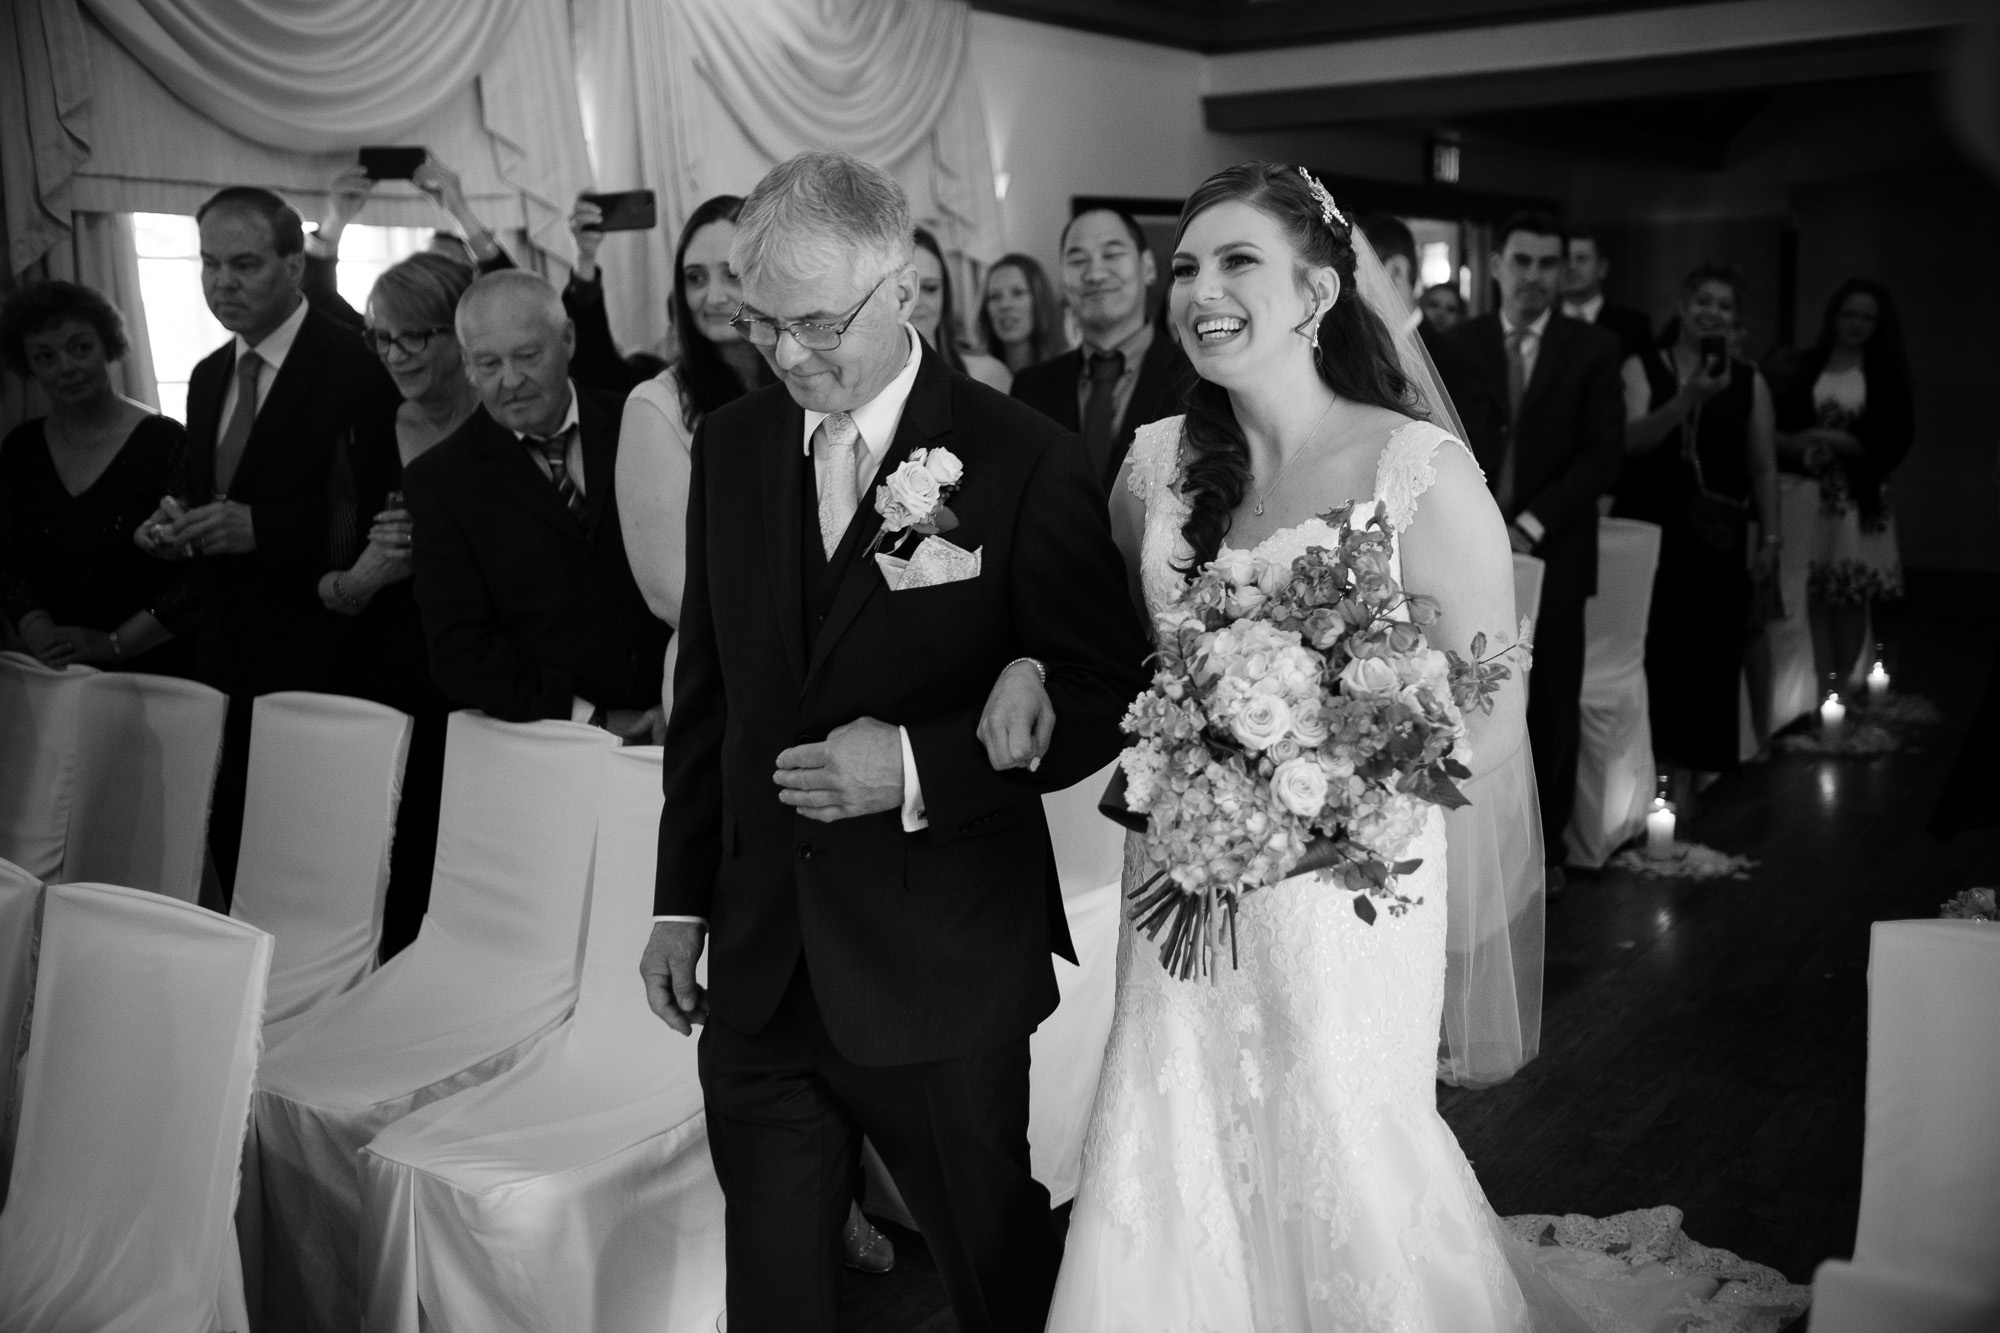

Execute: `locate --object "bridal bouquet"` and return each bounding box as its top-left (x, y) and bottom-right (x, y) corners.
top-left (1110, 503), bottom-right (1513, 979)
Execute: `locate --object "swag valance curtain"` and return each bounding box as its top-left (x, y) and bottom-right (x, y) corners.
top-left (575, 0), bottom-right (1002, 359)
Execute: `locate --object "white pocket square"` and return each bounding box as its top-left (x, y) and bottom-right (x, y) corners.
top-left (877, 536), bottom-right (982, 591)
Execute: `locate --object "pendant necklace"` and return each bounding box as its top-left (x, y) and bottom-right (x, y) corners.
top-left (1251, 395), bottom-right (1336, 517)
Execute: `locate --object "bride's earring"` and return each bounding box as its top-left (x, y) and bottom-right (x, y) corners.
top-left (1294, 304), bottom-right (1322, 352)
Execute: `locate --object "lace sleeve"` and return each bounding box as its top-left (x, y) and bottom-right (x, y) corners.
top-left (1125, 415), bottom-right (1185, 507)
top-left (1374, 420), bottom-right (1482, 534)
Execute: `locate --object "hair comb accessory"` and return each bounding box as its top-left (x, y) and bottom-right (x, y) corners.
top-left (1297, 167), bottom-right (1349, 233)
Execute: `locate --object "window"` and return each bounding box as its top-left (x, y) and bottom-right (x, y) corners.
top-left (132, 213), bottom-right (431, 423)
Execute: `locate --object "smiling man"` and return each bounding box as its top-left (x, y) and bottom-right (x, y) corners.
top-left (145, 185), bottom-right (398, 898)
top-left (401, 270), bottom-right (667, 738)
top-left (644, 150), bottom-right (1147, 1333)
top-left (1451, 211), bottom-right (1625, 891)
top-left (1009, 206), bottom-right (1190, 494)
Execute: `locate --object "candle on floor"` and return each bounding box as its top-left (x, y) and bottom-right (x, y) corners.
top-left (1866, 662), bottom-right (1890, 698)
top-left (1821, 694), bottom-right (1848, 735)
top-left (1645, 798), bottom-right (1676, 860)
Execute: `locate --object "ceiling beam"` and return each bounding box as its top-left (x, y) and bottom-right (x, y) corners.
top-left (1203, 28), bottom-right (1945, 131)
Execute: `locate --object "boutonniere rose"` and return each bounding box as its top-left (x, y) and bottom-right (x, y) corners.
top-left (872, 447), bottom-right (963, 553)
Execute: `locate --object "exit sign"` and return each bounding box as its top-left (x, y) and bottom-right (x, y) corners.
top-left (1428, 139), bottom-right (1461, 185)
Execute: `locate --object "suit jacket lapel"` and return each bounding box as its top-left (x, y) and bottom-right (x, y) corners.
top-left (468, 408), bottom-right (590, 540)
top-left (576, 390), bottom-right (617, 538)
top-left (761, 395), bottom-right (808, 688)
top-left (231, 307), bottom-right (330, 497)
top-left (804, 343), bottom-right (951, 690)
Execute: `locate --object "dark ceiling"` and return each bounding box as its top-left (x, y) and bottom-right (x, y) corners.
top-left (968, 0), bottom-right (1688, 53)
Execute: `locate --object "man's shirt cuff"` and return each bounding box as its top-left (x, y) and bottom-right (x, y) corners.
top-left (899, 725), bottom-right (928, 832)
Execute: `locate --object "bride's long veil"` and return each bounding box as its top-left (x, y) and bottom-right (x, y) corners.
top-left (1351, 231), bottom-right (1547, 1088)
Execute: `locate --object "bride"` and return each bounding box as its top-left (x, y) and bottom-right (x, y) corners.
top-left (1040, 163), bottom-right (1807, 1332)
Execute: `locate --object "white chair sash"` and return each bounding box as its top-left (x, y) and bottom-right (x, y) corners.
top-left (0, 653), bottom-right (95, 881)
top-left (0, 882), bottom-right (270, 1332)
top-left (1566, 519), bottom-right (1662, 868)
top-left (358, 744), bottom-right (724, 1333)
top-left (1512, 552), bottom-right (1546, 642)
top-left (1811, 919), bottom-right (2000, 1331)
top-left (61, 670), bottom-right (228, 900)
top-left (0, 856), bottom-right (41, 1205)
top-left (1763, 474), bottom-right (1823, 733)
top-left (230, 691), bottom-right (414, 1043)
top-left (251, 713), bottom-right (617, 1330)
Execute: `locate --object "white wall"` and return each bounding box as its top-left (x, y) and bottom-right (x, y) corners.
top-left (968, 13), bottom-right (1228, 272)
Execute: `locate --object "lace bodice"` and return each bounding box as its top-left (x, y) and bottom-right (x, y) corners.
top-left (1124, 414), bottom-right (1479, 626)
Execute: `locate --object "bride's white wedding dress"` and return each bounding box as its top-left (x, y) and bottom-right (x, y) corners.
top-left (1046, 417), bottom-right (1809, 1333)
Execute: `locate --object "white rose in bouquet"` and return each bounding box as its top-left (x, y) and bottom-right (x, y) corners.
top-left (1289, 699), bottom-right (1331, 746)
top-left (1215, 548), bottom-right (1259, 588)
top-left (1271, 756), bottom-right (1329, 817)
top-left (1338, 653), bottom-right (1400, 696)
top-left (1228, 694), bottom-right (1293, 751)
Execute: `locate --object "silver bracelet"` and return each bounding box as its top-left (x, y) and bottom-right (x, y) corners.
top-left (109, 630), bottom-right (123, 660)
top-left (1004, 656), bottom-right (1047, 685)
top-left (330, 572), bottom-right (364, 610)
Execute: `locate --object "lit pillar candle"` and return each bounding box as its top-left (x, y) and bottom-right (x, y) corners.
top-left (1645, 798), bottom-right (1676, 859)
top-left (1821, 694), bottom-right (1847, 735)
top-left (1867, 662), bottom-right (1890, 698)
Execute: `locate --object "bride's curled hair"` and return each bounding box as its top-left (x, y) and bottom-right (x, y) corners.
top-left (1174, 162), bottom-right (1423, 569)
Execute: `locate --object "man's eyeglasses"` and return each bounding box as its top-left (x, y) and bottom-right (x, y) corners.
top-left (364, 326), bottom-right (452, 358)
top-left (730, 275), bottom-right (886, 352)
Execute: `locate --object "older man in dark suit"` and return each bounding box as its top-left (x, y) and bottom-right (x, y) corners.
top-left (1452, 212), bottom-right (1625, 890)
top-left (1009, 206), bottom-right (1190, 495)
top-left (403, 271), bottom-right (666, 738)
top-left (139, 186), bottom-right (399, 896)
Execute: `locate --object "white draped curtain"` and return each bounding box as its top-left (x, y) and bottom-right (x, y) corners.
top-left (573, 0), bottom-right (1004, 358)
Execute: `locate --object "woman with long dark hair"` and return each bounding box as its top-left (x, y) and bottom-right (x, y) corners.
top-left (977, 252), bottom-right (1067, 373)
top-left (911, 227), bottom-right (1010, 390)
top-left (615, 195), bottom-right (774, 718)
top-left (1774, 278), bottom-right (1912, 695)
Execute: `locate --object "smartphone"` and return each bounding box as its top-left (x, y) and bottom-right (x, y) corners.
top-left (359, 146), bottom-right (428, 181)
top-left (1698, 334), bottom-right (1728, 375)
top-left (580, 189), bottom-right (657, 233)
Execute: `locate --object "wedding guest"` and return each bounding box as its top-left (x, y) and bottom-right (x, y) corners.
top-left (913, 227), bottom-right (1010, 391)
top-left (1615, 264), bottom-right (1779, 807)
top-left (404, 271), bottom-right (666, 737)
top-left (1563, 229), bottom-right (1656, 362)
top-left (1419, 282), bottom-right (1466, 333)
top-left (1011, 207), bottom-right (1190, 494)
top-left (137, 185), bottom-right (400, 897)
top-left (318, 252), bottom-right (479, 958)
top-left (1357, 213), bottom-right (1503, 476)
top-left (0, 281), bottom-right (197, 675)
top-left (615, 194), bottom-right (774, 719)
top-left (1451, 212), bottom-right (1625, 892)
top-left (978, 253), bottom-right (1066, 374)
top-left (1775, 279), bottom-right (1912, 695)
top-left (305, 156), bottom-right (516, 331)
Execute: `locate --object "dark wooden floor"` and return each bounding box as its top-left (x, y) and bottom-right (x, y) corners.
top-left (845, 592), bottom-right (2000, 1330)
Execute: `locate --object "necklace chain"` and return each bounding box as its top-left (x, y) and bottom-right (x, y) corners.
top-left (1250, 396), bottom-right (1336, 517)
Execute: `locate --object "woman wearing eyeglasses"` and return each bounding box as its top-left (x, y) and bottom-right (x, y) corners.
top-left (319, 250), bottom-right (480, 957)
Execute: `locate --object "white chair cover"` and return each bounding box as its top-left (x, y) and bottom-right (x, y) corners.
top-left (1763, 474), bottom-right (1822, 733)
top-left (1811, 919), bottom-right (2000, 1331)
top-left (1566, 519), bottom-right (1662, 868)
top-left (866, 764), bottom-right (1127, 1224)
top-left (1511, 553), bottom-right (1546, 643)
top-left (0, 882), bottom-right (271, 1333)
top-left (231, 692), bottom-right (414, 1045)
top-left (252, 714), bottom-right (617, 1333)
top-left (357, 745), bottom-right (725, 1333)
top-left (0, 857), bottom-right (41, 1205)
top-left (62, 669), bottom-right (228, 900)
top-left (0, 653), bottom-right (95, 881)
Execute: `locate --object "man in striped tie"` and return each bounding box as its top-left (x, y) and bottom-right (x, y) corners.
top-left (403, 270), bottom-right (667, 738)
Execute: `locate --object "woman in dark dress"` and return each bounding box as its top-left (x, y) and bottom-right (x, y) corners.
top-left (1614, 264), bottom-right (1779, 805)
top-left (318, 252), bottom-right (480, 959)
top-left (0, 280), bottom-right (198, 674)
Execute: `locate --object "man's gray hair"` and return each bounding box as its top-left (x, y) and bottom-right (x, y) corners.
top-left (731, 151), bottom-right (913, 286)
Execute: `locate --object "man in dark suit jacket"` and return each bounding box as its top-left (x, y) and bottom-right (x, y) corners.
top-left (1452, 213), bottom-right (1625, 884)
top-left (403, 271), bottom-right (666, 736)
top-left (1010, 206), bottom-right (1191, 494)
top-left (1563, 229), bottom-right (1658, 362)
top-left (644, 153), bottom-right (1147, 1333)
top-left (141, 186), bottom-right (400, 896)
top-left (1356, 213), bottom-right (1505, 468)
